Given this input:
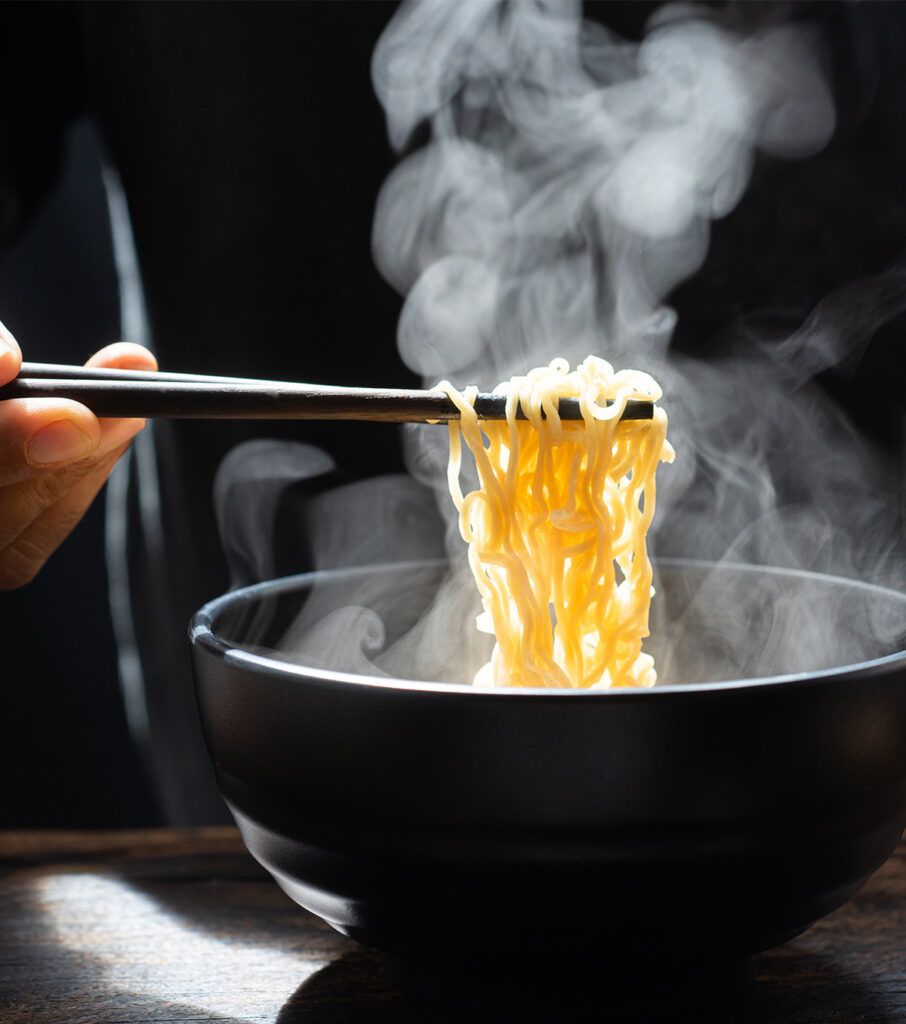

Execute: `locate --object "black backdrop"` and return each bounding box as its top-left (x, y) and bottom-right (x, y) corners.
top-left (0, 120), bottom-right (156, 825)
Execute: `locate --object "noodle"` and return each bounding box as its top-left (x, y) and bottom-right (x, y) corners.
top-left (440, 357), bottom-right (673, 689)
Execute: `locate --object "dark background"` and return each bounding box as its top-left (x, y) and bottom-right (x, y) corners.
top-left (1, 1), bottom-right (905, 827)
top-left (0, 120), bottom-right (156, 825)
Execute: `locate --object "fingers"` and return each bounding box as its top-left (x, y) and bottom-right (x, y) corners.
top-left (0, 331), bottom-right (158, 588)
top-left (0, 439), bottom-right (115, 546)
top-left (0, 320), bottom-right (22, 385)
top-left (0, 338), bottom-right (157, 486)
top-left (0, 441), bottom-right (131, 590)
top-left (0, 397), bottom-right (103, 487)
top-left (86, 340), bottom-right (158, 373)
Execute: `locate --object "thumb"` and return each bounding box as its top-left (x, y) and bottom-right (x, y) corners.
top-left (0, 320), bottom-right (22, 385)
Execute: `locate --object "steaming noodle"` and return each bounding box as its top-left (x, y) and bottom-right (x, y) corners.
top-left (441, 357), bottom-right (673, 689)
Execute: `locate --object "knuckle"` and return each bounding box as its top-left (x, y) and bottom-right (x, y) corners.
top-left (0, 463), bottom-right (93, 542)
top-left (0, 453), bottom-right (119, 588)
top-left (45, 502), bottom-right (85, 537)
top-left (0, 540), bottom-right (46, 590)
top-left (29, 462), bottom-right (91, 505)
top-left (28, 471), bottom-right (67, 506)
top-left (11, 472), bottom-right (68, 521)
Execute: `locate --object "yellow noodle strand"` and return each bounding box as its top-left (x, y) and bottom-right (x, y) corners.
top-left (440, 357), bottom-right (673, 689)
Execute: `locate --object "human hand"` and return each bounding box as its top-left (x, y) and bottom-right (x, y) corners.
top-left (0, 321), bottom-right (157, 589)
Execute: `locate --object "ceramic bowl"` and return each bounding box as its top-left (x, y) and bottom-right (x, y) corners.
top-left (190, 560), bottom-right (906, 1011)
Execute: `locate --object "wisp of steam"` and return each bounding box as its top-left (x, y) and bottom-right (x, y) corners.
top-left (215, 1), bottom-right (906, 686)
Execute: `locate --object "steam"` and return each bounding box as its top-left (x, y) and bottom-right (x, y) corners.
top-left (372, 0), bottom-right (834, 382)
top-left (214, 1), bottom-right (906, 685)
top-left (214, 441), bottom-right (336, 588)
top-left (371, 1), bottom-right (905, 584)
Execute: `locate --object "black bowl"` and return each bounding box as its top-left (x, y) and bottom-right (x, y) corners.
top-left (190, 560), bottom-right (906, 1012)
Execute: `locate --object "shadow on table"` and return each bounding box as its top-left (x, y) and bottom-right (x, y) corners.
top-left (275, 945), bottom-right (452, 1024)
top-left (275, 945), bottom-right (905, 1024)
top-left (100, 858), bottom-right (906, 1024)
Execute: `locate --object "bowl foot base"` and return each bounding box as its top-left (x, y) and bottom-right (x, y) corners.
top-left (384, 948), bottom-right (761, 1019)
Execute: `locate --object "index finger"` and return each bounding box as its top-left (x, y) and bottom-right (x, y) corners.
top-left (86, 341), bottom-right (158, 374)
top-left (0, 321), bottom-right (23, 385)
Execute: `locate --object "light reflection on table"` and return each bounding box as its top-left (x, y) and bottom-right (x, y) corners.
top-left (33, 872), bottom-right (325, 1023)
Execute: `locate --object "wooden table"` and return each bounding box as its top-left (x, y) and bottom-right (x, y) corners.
top-left (1, 828), bottom-right (904, 1023)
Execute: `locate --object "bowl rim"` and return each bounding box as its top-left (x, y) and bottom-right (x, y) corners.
top-left (189, 557), bottom-right (906, 697)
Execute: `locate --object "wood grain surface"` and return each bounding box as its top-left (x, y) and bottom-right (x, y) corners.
top-left (1, 828), bottom-right (904, 1023)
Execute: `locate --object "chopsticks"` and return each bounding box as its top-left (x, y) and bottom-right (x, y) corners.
top-left (0, 362), bottom-right (655, 423)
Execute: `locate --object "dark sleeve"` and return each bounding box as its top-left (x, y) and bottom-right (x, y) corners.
top-left (0, 1), bottom-right (87, 248)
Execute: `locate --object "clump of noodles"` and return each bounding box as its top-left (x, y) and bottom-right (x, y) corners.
top-left (441, 357), bottom-right (673, 689)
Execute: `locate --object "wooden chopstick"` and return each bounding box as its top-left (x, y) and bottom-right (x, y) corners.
top-left (0, 362), bottom-right (655, 423)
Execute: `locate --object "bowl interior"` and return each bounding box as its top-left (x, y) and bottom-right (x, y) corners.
top-left (203, 559), bottom-right (906, 687)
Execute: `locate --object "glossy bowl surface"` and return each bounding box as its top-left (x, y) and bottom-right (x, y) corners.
top-left (190, 560), bottom-right (906, 1007)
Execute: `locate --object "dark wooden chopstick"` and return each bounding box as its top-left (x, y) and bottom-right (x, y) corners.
top-left (16, 362), bottom-right (265, 384)
top-left (0, 362), bottom-right (654, 423)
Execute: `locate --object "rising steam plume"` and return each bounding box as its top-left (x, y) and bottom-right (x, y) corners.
top-left (371, 1), bottom-right (904, 585)
top-left (215, 1), bottom-right (906, 684)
